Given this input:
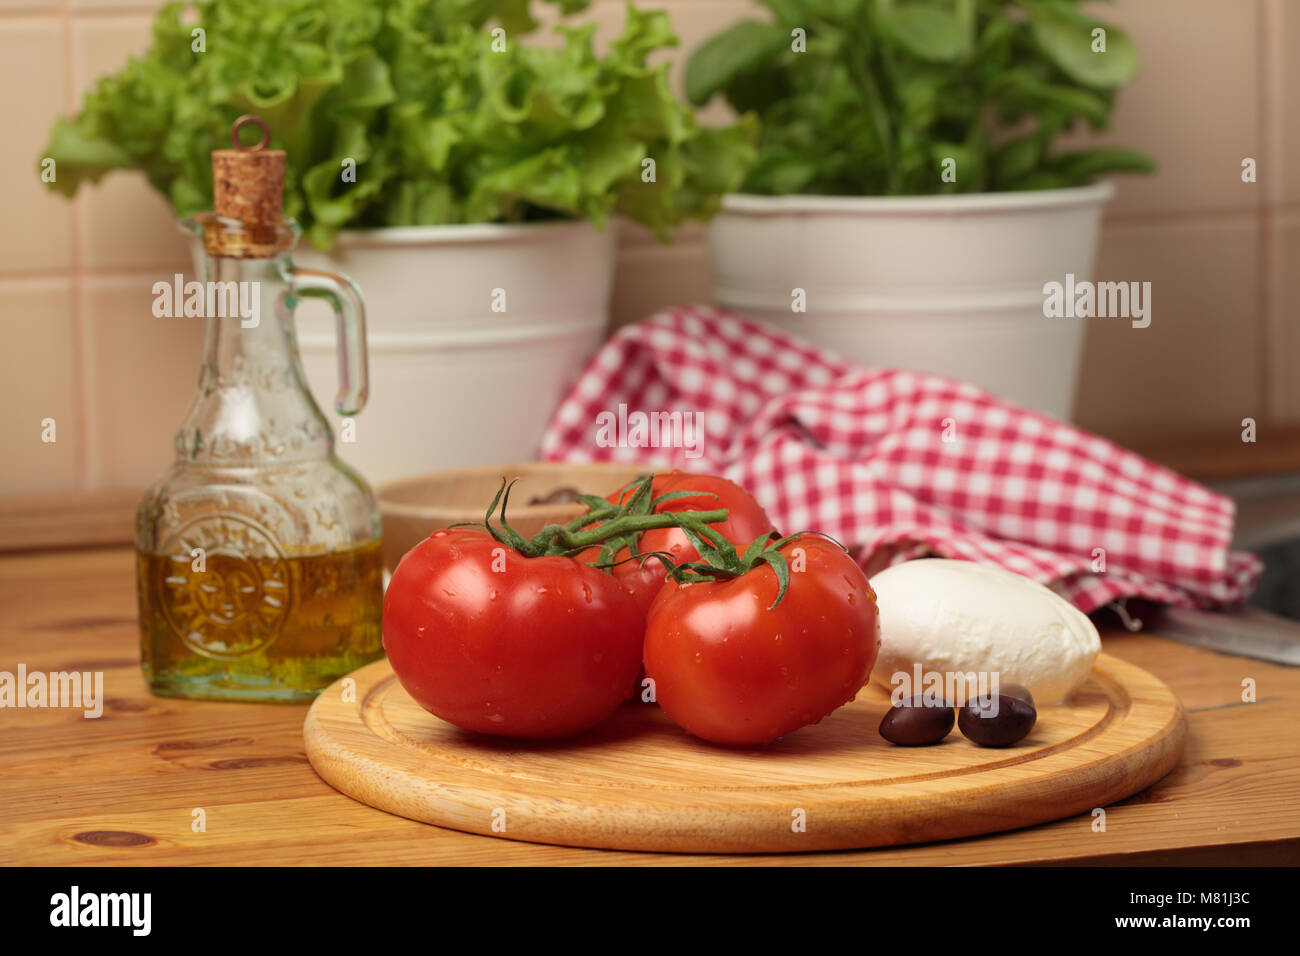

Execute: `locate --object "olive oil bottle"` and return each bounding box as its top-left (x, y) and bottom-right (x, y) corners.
top-left (135, 116), bottom-right (383, 701)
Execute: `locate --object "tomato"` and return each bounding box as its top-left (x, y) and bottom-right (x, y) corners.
top-left (578, 471), bottom-right (776, 616)
top-left (383, 528), bottom-right (644, 740)
top-left (643, 535), bottom-right (880, 746)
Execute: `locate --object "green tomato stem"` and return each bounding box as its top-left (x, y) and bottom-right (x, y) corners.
top-left (478, 474), bottom-right (732, 561)
top-left (542, 509), bottom-right (729, 554)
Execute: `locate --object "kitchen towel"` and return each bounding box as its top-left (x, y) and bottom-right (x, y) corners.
top-left (541, 307), bottom-right (1261, 613)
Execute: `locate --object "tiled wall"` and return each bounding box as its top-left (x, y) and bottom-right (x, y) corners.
top-left (1, 0), bottom-right (1296, 495)
top-left (1072, 0), bottom-right (1298, 442)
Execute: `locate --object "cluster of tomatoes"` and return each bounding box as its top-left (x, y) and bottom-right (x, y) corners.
top-left (382, 472), bottom-right (881, 747)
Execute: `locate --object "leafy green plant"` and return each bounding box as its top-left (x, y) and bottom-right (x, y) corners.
top-left (42, 0), bottom-right (755, 248)
top-left (686, 0), bottom-right (1154, 196)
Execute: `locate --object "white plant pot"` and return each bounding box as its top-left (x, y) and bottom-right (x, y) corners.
top-left (293, 220), bottom-right (616, 485)
top-left (707, 183), bottom-right (1114, 420)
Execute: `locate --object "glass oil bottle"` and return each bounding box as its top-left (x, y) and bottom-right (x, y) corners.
top-left (135, 116), bottom-right (384, 701)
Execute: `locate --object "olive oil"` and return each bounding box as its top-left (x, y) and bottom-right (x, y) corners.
top-left (137, 539), bottom-right (384, 701)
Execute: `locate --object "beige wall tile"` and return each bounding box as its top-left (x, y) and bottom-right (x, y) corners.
top-left (1273, 0), bottom-right (1300, 204)
top-left (0, 280), bottom-right (81, 492)
top-left (1266, 213), bottom-right (1300, 423)
top-left (1055, 0), bottom-right (1261, 217)
top-left (70, 0), bottom-right (166, 9)
top-left (78, 175), bottom-right (192, 273)
top-left (0, 20), bottom-right (73, 275)
top-left (73, 16), bottom-right (190, 272)
top-left (82, 276), bottom-right (204, 489)
top-left (611, 222), bottom-right (712, 330)
top-left (1074, 217), bottom-right (1263, 435)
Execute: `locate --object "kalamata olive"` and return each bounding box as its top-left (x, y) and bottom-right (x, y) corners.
top-left (878, 695), bottom-right (955, 746)
top-left (958, 692), bottom-right (1037, 747)
top-left (996, 682), bottom-right (1035, 709)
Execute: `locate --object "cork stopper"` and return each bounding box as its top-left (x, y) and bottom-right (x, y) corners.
top-left (213, 115), bottom-right (284, 223)
top-left (202, 116), bottom-right (291, 257)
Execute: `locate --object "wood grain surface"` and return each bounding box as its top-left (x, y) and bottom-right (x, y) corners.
top-left (303, 655), bottom-right (1186, 853)
top-left (2, 547), bottom-right (1299, 866)
top-left (0, 490), bottom-right (137, 554)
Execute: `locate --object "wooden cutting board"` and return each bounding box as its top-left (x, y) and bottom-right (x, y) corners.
top-left (303, 653), bottom-right (1186, 853)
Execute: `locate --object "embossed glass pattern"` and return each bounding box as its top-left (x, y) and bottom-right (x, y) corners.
top-left (135, 216), bottom-right (383, 701)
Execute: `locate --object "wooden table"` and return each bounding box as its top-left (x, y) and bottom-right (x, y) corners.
top-left (2, 546), bottom-right (1298, 866)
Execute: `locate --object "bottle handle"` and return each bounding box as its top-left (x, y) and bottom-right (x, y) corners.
top-left (289, 267), bottom-right (369, 417)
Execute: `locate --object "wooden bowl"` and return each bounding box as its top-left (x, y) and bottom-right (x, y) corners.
top-left (377, 462), bottom-right (647, 573)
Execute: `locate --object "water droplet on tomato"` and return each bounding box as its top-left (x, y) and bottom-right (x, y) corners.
top-left (694, 652), bottom-right (702, 664)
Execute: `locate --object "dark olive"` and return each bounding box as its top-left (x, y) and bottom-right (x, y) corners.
top-left (958, 692), bottom-right (1037, 747)
top-left (997, 682), bottom-right (1035, 709)
top-left (878, 695), bottom-right (955, 746)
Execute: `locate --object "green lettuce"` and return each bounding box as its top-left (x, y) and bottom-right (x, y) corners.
top-left (41, 0), bottom-right (755, 248)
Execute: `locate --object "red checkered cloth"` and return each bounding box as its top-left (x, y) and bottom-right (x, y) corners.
top-left (541, 307), bottom-right (1261, 613)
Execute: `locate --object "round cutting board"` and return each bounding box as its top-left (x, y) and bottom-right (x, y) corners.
top-left (304, 653), bottom-right (1186, 853)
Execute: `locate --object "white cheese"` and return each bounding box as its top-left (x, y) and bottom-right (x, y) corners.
top-left (868, 559), bottom-right (1101, 705)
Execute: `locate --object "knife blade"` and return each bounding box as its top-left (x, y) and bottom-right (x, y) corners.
top-left (1130, 604), bottom-right (1300, 666)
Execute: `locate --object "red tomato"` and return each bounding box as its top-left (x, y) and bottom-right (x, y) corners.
top-left (578, 472), bottom-right (776, 615)
top-left (383, 528), bottom-right (644, 740)
top-left (643, 536), bottom-right (880, 746)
